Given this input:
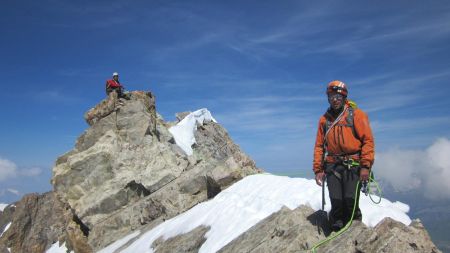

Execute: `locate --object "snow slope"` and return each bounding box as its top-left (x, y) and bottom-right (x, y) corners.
top-left (98, 174), bottom-right (411, 253)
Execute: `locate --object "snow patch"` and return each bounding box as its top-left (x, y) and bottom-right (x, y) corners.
top-left (1, 222), bottom-right (12, 237)
top-left (98, 174), bottom-right (411, 253)
top-left (45, 242), bottom-right (73, 253)
top-left (168, 108), bottom-right (217, 156)
top-left (0, 203), bottom-right (8, 211)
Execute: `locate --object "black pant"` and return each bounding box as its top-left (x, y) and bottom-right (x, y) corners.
top-left (325, 163), bottom-right (362, 228)
top-left (106, 87), bottom-right (127, 99)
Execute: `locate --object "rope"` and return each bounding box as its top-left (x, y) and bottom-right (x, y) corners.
top-left (366, 172), bottom-right (382, 204)
top-left (310, 171), bottom-right (381, 253)
top-left (323, 106), bottom-right (348, 145)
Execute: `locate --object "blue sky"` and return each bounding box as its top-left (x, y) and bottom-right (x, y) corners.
top-left (1, 0), bottom-right (450, 203)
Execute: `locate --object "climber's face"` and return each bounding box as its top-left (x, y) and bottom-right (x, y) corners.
top-left (328, 93), bottom-right (345, 111)
top-left (113, 75), bottom-right (119, 81)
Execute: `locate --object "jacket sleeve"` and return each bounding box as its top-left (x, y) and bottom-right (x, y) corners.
top-left (354, 110), bottom-right (375, 169)
top-left (313, 117), bottom-right (326, 174)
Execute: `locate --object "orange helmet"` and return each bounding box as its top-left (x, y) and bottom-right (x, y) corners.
top-left (326, 80), bottom-right (348, 97)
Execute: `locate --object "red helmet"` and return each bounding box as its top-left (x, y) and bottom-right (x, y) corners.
top-left (326, 80), bottom-right (348, 97)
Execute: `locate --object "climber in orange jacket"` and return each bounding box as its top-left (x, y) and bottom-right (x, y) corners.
top-left (313, 80), bottom-right (375, 231)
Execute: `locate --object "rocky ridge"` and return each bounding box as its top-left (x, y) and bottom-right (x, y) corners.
top-left (0, 91), bottom-right (442, 253)
top-left (146, 205), bottom-right (441, 253)
top-left (0, 91), bottom-right (261, 252)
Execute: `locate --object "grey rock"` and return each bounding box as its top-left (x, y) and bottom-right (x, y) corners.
top-left (218, 205), bottom-right (442, 253)
top-left (152, 225), bottom-right (210, 253)
top-left (0, 204), bottom-right (15, 237)
top-left (0, 246), bottom-right (8, 253)
top-left (0, 244), bottom-right (8, 253)
top-left (218, 206), bottom-right (321, 253)
top-left (175, 111), bottom-right (191, 122)
top-left (0, 192), bottom-right (89, 253)
top-left (51, 91), bottom-right (261, 250)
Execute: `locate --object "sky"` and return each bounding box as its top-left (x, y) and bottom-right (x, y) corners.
top-left (1, 0), bottom-right (450, 203)
top-left (97, 174), bottom-right (410, 253)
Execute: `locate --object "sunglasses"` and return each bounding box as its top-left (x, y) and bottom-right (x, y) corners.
top-left (328, 93), bottom-right (345, 100)
top-left (329, 86), bottom-right (344, 92)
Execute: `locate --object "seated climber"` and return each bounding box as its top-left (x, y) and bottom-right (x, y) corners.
top-left (105, 72), bottom-right (129, 99)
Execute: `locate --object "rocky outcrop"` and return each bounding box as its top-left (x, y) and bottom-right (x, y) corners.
top-left (0, 204), bottom-right (15, 237)
top-left (51, 91), bottom-right (261, 251)
top-left (219, 206), bottom-right (323, 253)
top-left (149, 205), bottom-right (441, 253)
top-left (152, 226), bottom-right (210, 253)
top-left (219, 205), bottom-right (441, 253)
top-left (0, 192), bottom-right (73, 253)
top-left (84, 91), bottom-right (120, 126)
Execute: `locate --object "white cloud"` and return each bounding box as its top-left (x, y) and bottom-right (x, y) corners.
top-left (19, 167), bottom-right (43, 177)
top-left (0, 188), bottom-right (21, 197)
top-left (423, 138), bottom-right (450, 199)
top-left (0, 158), bottom-right (17, 181)
top-left (374, 149), bottom-right (424, 191)
top-left (0, 157), bottom-right (44, 181)
top-left (7, 188), bottom-right (20, 196)
top-left (374, 138), bottom-right (450, 200)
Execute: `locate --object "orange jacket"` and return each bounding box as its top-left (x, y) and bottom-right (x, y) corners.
top-left (313, 104), bottom-right (375, 174)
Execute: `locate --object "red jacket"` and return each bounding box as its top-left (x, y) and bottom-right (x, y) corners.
top-left (313, 104), bottom-right (375, 174)
top-left (106, 79), bottom-right (122, 89)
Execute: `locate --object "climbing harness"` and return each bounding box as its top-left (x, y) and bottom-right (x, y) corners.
top-left (342, 158), bottom-right (360, 169)
top-left (310, 170), bottom-right (382, 253)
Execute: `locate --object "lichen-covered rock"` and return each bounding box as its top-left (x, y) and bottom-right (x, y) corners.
top-left (218, 206), bottom-right (323, 253)
top-left (84, 90), bottom-right (119, 126)
top-left (65, 218), bottom-right (93, 253)
top-left (51, 91), bottom-right (261, 250)
top-left (0, 192), bottom-right (76, 253)
top-left (152, 226), bottom-right (210, 253)
top-left (0, 204), bottom-right (15, 238)
top-left (218, 205), bottom-right (442, 253)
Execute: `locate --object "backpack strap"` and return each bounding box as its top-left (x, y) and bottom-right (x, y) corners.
top-left (323, 107), bottom-right (359, 145)
top-left (323, 118), bottom-right (332, 137)
top-left (346, 107), bottom-right (359, 139)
